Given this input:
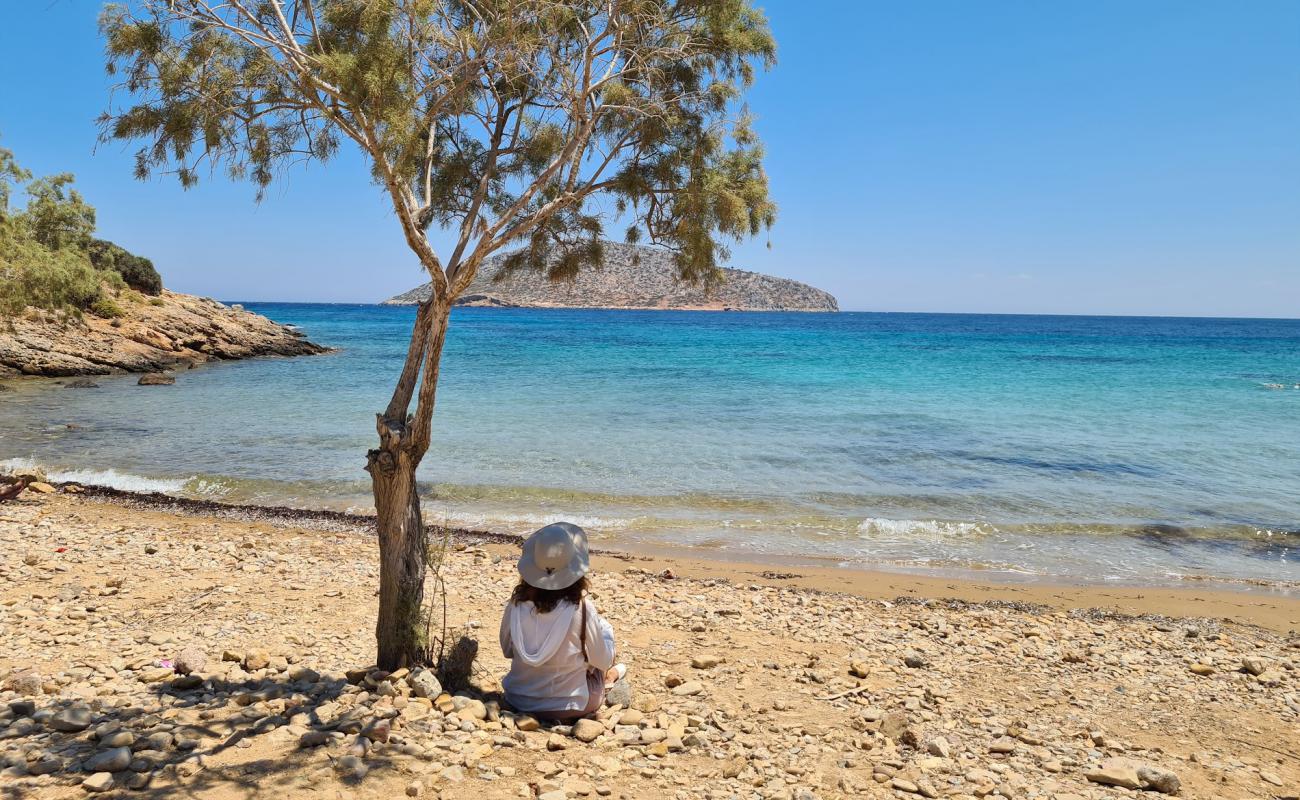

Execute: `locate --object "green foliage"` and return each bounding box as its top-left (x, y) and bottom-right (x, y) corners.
top-left (100, 0), bottom-right (778, 289)
top-left (88, 238), bottom-right (163, 295)
top-left (0, 222), bottom-right (106, 317)
top-left (89, 294), bottom-right (127, 318)
top-left (23, 174), bottom-right (96, 251)
top-left (0, 143), bottom-right (159, 316)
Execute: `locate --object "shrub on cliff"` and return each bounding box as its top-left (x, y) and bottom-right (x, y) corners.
top-left (0, 143), bottom-right (158, 314)
top-left (0, 225), bottom-right (115, 317)
top-left (87, 238), bottom-right (162, 295)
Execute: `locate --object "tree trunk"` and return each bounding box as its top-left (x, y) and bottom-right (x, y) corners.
top-left (368, 302), bottom-right (450, 671)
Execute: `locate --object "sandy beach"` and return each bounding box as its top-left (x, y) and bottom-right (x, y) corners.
top-left (2, 488), bottom-right (1298, 800)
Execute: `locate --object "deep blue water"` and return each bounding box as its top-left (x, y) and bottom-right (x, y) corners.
top-left (2, 305), bottom-right (1297, 585)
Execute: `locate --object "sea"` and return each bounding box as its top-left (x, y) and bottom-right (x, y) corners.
top-left (2, 305), bottom-right (1297, 588)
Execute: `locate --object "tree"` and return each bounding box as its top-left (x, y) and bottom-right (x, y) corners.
top-left (0, 143), bottom-right (162, 316)
top-left (0, 145), bottom-right (123, 317)
top-left (101, 0), bottom-right (777, 670)
top-left (23, 174), bottom-right (97, 252)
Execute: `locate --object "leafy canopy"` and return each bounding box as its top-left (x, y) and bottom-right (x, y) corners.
top-left (0, 143), bottom-right (162, 317)
top-left (101, 0), bottom-right (777, 296)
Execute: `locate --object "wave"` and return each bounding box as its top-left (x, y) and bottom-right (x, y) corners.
top-left (857, 517), bottom-right (995, 538)
top-left (1, 458), bottom-right (193, 494)
top-left (430, 510), bottom-right (637, 532)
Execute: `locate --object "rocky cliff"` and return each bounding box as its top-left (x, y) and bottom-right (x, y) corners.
top-left (383, 242), bottom-right (838, 312)
top-left (0, 291), bottom-right (328, 378)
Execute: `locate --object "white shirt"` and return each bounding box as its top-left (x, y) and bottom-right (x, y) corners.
top-left (499, 597), bottom-right (616, 714)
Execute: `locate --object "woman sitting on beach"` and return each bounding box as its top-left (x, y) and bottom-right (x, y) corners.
top-left (499, 522), bottom-right (626, 720)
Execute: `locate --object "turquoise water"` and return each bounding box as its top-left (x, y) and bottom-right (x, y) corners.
top-left (2, 305), bottom-right (1297, 586)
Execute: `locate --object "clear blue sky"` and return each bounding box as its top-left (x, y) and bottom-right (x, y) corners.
top-left (2, 1), bottom-right (1297, 316)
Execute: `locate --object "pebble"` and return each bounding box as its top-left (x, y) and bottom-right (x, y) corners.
top-left (83, 746), bottom-right (132, 773)
top-left (1085, 758), bottom-right (1181, 794)
top-left (573, 718), bottom-right (604, 743)
top-left (50, 705), bottom-right (93, 732)
top-left (2, 494), bottom-right (1295, 800)
top-left (81, 772), bottom-right (115, 793)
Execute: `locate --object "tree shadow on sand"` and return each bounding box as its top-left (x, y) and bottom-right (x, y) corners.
top-left (3, 667), bottom-right (460, 800)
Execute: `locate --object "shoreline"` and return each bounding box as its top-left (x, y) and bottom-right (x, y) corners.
top-left (3, 489), bottom-right (1298, 799)
top-left (55, 483), bottom-right (1300, 634)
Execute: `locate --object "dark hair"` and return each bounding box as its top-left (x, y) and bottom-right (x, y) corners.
top-left (510, 576), bottom-right (589, 614)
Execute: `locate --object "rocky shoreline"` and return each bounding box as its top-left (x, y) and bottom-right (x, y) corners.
top-left (2, 491), bottom-right (1298, 800)
top-left (0, 291), bottom-right (329, 378)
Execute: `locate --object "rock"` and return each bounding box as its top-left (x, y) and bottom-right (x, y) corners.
top-left (515, 715), bottom-right (540, 732)
top-left (85, 747), bottom-right (132, 773)
top-left (334, 754), bottom-right (367, 780)
top-left (573, 719), bottom-right (604, 743)
top-left (903, 652), bottom-right (927, 669)
top-left (406, 780), bottom-right (424, 797)
top-left (139, 666), bottom-right (174, 682)
top-left (848, 662), bottom-right (869, 679)
top-left (64, 379), bottom-right (100, 388)
top-left (221, 650), bottom-right (243, 663)
top-left (892, 778), bottom-right (920, 793)
top-left (1241, 656), bottom-right (1267, 676)
top-left (1261, 771), bottom-right (1285, 787)
top-left (173, 647), bottom-right (207, 675)
top-left (82, 772), bottom-right (115, 793)
top-left (8, 700), bottom-right (36, 717)
top-left (670, 680), bottom-right (704, 696)
top-left (408, 668), bottom-right (442, 698)
top-left (50, 705), bottom-right (94, 732)
top-left (926, 737), bottom-right (951, 758)
top-left (547, 733), bottom-right (568, 751)
top-left (137, 373), bottom-right (175, 385)
top-left (1085, 758), bottom-right (1180, 794)
top-left (988, 737), bottom-right (1017, 754)
top-left (171, 674), bottom-right (203, 690)
top-left (1135, 765), bottom-right (1181, 794)
top-left (243, 650), bottom-right (270, 671)
top-left (880, 711), bottom-right (909, 743)
top-left (691, 655), bottom-right (723, 669)
top-left (29, 757), bottom-right (63, 775)
top-left (1189, 663), bottom-right (1215, 676)
top-left (362, 718), bottom-right (391, 743)
top-left (288, 665), bottom-right (320, 683)
top-left (3, 670), bottom-right (44, 696)
top-left (28, 482), bottom-right (56, 494)
top-left (604, 677), bottom-right (633, 707)
top-left (663, 673), bottom-right (684, 688)
top-left (456, 699), bottom-right (487, 721)
top-left (299, 731), bottom-right (332, 748)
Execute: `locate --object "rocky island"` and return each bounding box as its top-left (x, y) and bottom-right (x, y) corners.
top-left (383, 242), bottom-right (839, 311)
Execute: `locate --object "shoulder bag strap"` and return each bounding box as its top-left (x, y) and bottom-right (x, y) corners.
top-left (580, 597), bottom-right (589, 662)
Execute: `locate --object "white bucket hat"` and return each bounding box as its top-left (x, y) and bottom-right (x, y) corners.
top-left (518, 522), bottom-right (590, 591)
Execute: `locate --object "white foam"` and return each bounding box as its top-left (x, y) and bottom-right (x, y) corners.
top-left (431, 509), bottom-right (635, 532)
top-left (856, 517), bottom-right (993, 538)
top-left (1, 458), bottom-right (191, 494)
